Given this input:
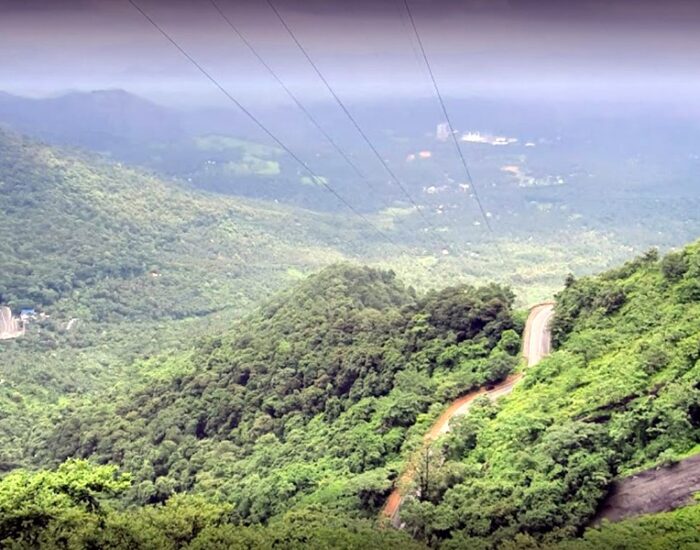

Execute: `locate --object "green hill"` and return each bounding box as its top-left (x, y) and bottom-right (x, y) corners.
top-left (3, 127), bottom-right (700, 548)
top-left (0, 129), bottom-right (390, 319)
top-left (37, 265), bottom-right (519, 521)
top-left (0, 128), bottom-right (403, 465)
top-left (1, 241), bottom-right (700, 548)
top-left (0, 128), bottom-right (639, 467)
top-left (396, 243), bottom-right (700, 547)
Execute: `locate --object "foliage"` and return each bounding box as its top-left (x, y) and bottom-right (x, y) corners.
top-left (530, 504), bottom-right (700, 550)
top-left (35, 265), bottom-right (517, 524)
top-left (0, 462), bottom-right (423, 550)
top-left (0, 127), bottom-right (410, 464)
top-left (661, 251), bottom-right (689, 282)
top-left (0, 460), bottom-right (130, 548)
top-left (4, 125), bottom-right (700, 548)
top-left (399, 242), bottom-right (700, 547)
top-left (0, 128), bottom-right (622, 467)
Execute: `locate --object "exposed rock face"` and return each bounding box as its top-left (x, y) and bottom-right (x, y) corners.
top-left (593, 453), bottom-right (700, 524)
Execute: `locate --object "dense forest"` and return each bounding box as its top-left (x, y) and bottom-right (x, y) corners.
top-left (0, 460), bottom-right (423, 549)
top-left (0, 127), bottom-right (400, 467)
top-left (4, 459), bottom-right (700, 549)
top-left (34, 265), bottom-right (519, 521)
top-left (396, 243), bottom-right (700, 546)
top-left (0, 128), bottom-right (390, 317)
top-left (2, 240), bottom-right (700, 548)
top-left (0, 128), bottom-right (633, 469)
top-left (4, 0), bottom-right (700, 544)
top-left (2, 128), bottom-right (700, 548)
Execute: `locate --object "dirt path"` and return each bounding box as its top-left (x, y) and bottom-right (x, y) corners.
top-left (381, 302), bottom-right (555, 526)
top-left (593, 453), bottom-right (700, 524)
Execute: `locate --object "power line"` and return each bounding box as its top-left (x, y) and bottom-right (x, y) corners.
top-left (265, 0), bottom-right (451, 251)
top-left (126, 0), bottom-right (400, 250)
top-left (207, 0), bottom-right (392, 211)
top-left (401, 0), bottom-right (505, 264)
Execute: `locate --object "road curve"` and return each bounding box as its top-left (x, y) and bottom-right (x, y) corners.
top-left (381, 302), bottom-right (555, 526)
top-left (523, 303), bottom-right (556, 367)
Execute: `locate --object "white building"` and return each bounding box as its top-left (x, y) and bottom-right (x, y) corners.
top-left (436, 123), bottom-right (450, 142)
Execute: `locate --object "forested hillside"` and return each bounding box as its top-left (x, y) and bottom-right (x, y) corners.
top-left (0, 128), bottom-right (406, 467)
top-left (0, 460), bottom-right (423, 550)
top-left (396, 243), bottom-right (700, 547)
top-left (1, 242), bottom-right (700, 548)
top-left (2, 126), bottom-right (699, 548)
top-left (0, 128), bottom-right (387, 317)
top-left (36, 265), bottom-right (519, 522)
top-left (0, 128), bottom-right (635, 470)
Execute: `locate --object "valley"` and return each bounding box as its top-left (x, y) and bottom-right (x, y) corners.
top-left (3, 0), bottom-right (700, 546)
top-left (1, 120), bottom-right (699, 548)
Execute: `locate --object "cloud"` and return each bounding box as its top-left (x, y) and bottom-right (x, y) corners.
top-left (0, 0), bottom-right (94, 11)
top-left (1, 0), bottom-right (699, 106)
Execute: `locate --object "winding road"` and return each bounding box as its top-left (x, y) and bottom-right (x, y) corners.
top-left (381, 302), bottom-right (555, 526)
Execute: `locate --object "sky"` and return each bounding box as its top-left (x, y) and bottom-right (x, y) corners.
top-left (2, 0), bottom-right (700, 106)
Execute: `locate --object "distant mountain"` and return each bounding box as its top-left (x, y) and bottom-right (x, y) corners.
top-left (0, 90), bottom-right (390, 210)
top-left (0, 90), bottom-right (184, 155)
top-left (3, 90), bottom-right (700, 227)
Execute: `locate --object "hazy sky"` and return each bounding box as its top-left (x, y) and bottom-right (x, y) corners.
top-left (2, 0), bottom-right (700, 106)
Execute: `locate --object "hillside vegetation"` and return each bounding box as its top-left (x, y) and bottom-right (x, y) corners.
top-left (0, 128), bottom-right (401, 465)
top-left (37, 265), bottom-right (519, 522)
top-left (1, 242), bottom-right (700, 547)
top-left (0, 460), bottom-right (423, 550)
top-left (0, 128), bottom-right (639, 467)
top-left (3, 126), bottom-right (700, 548)
top-left (0, 129), bottom-right (386, 317)
top-left (397, 243), bottom-right (700, 547)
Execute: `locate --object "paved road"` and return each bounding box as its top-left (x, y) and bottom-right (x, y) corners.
top-left (524, 303), bottom-right (556, 367)
top-left (382, 302), bottom-right (555, 526)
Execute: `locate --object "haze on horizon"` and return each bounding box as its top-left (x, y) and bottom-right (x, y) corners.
top-left (2, 0), bottom-right (700, 108)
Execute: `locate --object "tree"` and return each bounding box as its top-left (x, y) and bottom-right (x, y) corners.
top-left (661, 251), bottom-right (688, 282)
top-left (0, 460), bottom-right (130, 547)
